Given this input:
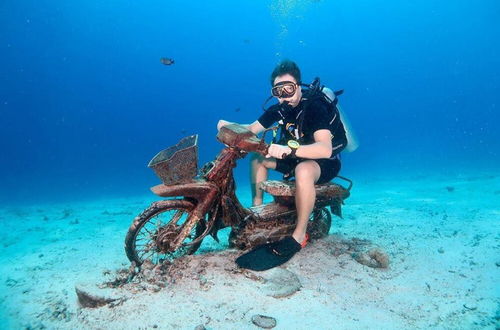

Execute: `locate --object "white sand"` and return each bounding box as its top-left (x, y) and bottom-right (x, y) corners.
top-left (0, 172), bottom-right (499, 329)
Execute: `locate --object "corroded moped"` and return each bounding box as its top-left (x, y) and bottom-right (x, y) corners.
top-left (125, 124), bottom-right (352, 265)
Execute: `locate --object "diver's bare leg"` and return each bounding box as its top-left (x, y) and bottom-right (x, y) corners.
top-left (250, 154), bottom-right (276, 206)
top-left (293, 160), bottom-right (321, 243)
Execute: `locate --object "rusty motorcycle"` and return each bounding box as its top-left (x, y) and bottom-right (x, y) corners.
top-left (124, 123), bottom-right (352, 265)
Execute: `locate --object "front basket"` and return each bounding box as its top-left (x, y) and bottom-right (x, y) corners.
top-left (148, 135), bottom-right (198, 185)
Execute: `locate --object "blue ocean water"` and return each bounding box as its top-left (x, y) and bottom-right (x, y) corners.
top-left (1, 0), bottom-right (499, 203)
top-left (1, 2), bottom-right (500, 328)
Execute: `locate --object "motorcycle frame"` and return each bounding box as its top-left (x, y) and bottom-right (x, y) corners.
top-left (148, 124), bottom-right (349, 252)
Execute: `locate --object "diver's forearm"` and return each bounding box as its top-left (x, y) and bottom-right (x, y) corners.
top-left (295, 142), bottom-right (332, 159)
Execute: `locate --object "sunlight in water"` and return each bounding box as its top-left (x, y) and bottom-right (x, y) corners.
top-left (268, 0), bottom-right (312, 58)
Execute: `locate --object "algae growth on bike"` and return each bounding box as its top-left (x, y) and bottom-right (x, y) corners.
top-left (124, 60), bottom-right (358, 273)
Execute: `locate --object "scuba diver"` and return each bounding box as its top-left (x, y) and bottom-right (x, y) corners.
top-left (217, 59), bottom-right (354, 271)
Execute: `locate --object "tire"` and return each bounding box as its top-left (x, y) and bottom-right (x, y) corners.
top-left (307, 207), bottom-right (332, 239)
top-left (125, 199), bottom-right (204, 265)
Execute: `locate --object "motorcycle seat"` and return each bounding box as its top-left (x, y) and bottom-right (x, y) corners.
top-left (259, 180), bottom-right (349, 200)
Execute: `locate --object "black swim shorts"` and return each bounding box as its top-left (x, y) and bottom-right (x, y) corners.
top-left (275, 157), bottom-right (341, 184)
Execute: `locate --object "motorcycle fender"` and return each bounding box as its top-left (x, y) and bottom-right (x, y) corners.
top-left (152, 181), bottom-right (219, 220)
top-left (151, 181), bottom-right (218, 200)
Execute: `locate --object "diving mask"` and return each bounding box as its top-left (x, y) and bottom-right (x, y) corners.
top-left (271, 81), bottom-right (297, 98)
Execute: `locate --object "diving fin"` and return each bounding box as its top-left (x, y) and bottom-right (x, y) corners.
top-left (210, 231), bottom-right (220, 243)
top-left (235, 236), bottom-right (302, 271)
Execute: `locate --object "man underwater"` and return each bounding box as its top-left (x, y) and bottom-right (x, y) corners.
top-left (217, 60), bottom-right (348, 271)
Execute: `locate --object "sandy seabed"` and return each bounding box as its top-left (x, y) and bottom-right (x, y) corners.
top-left (0, 172), bottom-right (499, 329)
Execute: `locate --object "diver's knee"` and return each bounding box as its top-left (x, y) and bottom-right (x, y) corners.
top-left (250, 155), bottom-right (275, 186)
top-left (250, 154), bottom-right (263, 168)
top-left (251, 154), bottom-right (275, 170)
top-left (295, 161), bottom-right (320, 183)
top-left (262, 158), bottom-right (276, 170)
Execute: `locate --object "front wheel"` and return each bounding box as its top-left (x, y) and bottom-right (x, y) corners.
top-left (125, 199), bottom-right (204, 266)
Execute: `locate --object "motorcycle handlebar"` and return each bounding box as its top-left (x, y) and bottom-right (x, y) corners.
top-left (217, 124), bottom-right (295, 160)
top-left (217, 124), bottom-right (269, 156)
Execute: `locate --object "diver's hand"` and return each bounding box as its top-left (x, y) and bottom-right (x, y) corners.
top-left (266, 144), bottom-right (292, 159)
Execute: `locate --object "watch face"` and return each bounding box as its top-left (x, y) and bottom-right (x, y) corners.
top-left (287, 140), bottom-right (300, 149)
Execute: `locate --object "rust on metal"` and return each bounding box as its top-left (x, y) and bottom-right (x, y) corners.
top-left (151, 181), bottom-right (218, 199)
top-left (217, 124), bottom-right (268, 155)
top-left (148, 135), bottom-right (199, 185)
top-left (259, 180), bottom-right (350, 200)
top-left (125, 123), bottom-right (352, 266)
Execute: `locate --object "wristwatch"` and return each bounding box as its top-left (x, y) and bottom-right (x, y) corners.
top-left (286, 140), bottom-right (300, 158)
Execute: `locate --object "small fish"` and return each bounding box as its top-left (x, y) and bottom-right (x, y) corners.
top-left (160, 57), bottom-right (175, 66)
top-left (234, 107), bottom-right (241, 112)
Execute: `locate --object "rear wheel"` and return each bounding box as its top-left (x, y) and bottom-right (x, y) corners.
top-left (125, 199), bottom-right (204, 266)
top-left (307, 207), bottom-right (332, 239)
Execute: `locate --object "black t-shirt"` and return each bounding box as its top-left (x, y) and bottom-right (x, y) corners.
top-left (257, 95), bottom-right (347, 158)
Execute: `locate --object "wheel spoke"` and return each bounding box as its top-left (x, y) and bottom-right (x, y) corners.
top-left (139, 249), bottom-right (153, 259)
top-left (142, 226), bottom-right (154, 236)
top-left (171, 209), bottom-right (185, 224)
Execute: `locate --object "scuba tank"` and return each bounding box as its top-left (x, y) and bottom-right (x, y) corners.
top-left (301, 77), bottom-right (359, 153)
top-left (320, 87), bottom-right (359, 153)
